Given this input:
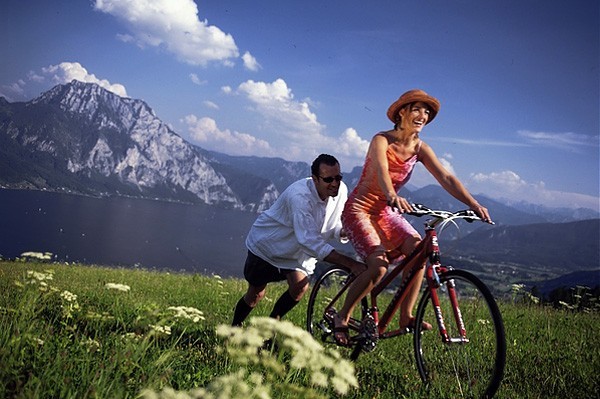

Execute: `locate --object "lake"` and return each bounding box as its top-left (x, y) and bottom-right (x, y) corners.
top-left (0, 189), bottom-right (259, 277)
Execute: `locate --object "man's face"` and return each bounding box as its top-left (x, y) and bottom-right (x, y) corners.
top-left (312, 163), bottom-right (342, 200)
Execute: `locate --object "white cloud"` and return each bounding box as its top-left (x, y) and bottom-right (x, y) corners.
top-left (41, 62), bottom-right (127, 97)
top-left (221, 86), bottom-right (232, 94)
top-left (94, 0), bottom-right (239, 67)
top-left (27, 71), bottom-right (45, 83)
top-left (237, 78), bottom-right (322, 139)
top-left (202, 100), bottom-right (219, 110)
top-left (518, 130), bottom-right (599, 152)
top-left (183, 115), bottom-right (273, 156)
top-left (189, 73), bottom-right (206, 85)
top-left (468, 170), bottom-right (599, 210)
top-left (233, 78), bottom-right (373, 167)
top-left (242, 51), bottom-right (261, 71)
top-left (0, 80), bottom-right (26, 101)
top-left (336, 128), bottom-right (370, 159)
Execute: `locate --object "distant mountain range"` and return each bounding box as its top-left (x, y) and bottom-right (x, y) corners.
top-left (1, 81), bottom-right (598, 294)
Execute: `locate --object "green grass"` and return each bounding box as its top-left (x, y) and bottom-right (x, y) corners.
top-left (1, 260), bottom-right (598, 398)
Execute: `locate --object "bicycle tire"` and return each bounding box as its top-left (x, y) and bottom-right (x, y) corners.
top-left (413, 269), bottom-right (506, 399)
top-left (306, 266), bottom-right (367, 350)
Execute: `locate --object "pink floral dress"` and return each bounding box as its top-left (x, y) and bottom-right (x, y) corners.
top-left (342, 135), bottom-right (421, 260)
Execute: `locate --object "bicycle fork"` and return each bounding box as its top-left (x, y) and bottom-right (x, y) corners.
top-left (426, 229), bottom-right (468, 344)
top-left (428, 265), bottom-right (469, 344)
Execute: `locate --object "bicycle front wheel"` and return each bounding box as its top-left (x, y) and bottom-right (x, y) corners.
top-left (413, 269), bottom-right (506, 398)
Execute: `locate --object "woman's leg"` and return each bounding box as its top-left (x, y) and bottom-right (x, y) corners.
top-left (397, 236), bottom-right (431, 330)
top-left (333, 251), bottom-right (388, 344)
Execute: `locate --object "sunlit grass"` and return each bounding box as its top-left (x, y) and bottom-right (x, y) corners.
top-left (1, 260), bottom-right (598, 398)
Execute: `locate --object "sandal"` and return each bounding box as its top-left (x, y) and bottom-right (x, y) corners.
top-left (401, 317), bottom-right (433, 332)
top-left (332, 315), bottom-right (351, 346)
top-left (332, 325), bottom-right (350, 347)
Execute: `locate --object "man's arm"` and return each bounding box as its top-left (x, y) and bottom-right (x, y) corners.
top-left (323, 249), bottom-right (367, 275)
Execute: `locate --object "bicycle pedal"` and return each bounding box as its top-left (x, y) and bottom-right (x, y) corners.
top-left (318, 320), bottom-right (332, 334)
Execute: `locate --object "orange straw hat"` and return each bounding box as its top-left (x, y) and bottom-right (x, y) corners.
top-left (386, 89), bottom-right (441, 124)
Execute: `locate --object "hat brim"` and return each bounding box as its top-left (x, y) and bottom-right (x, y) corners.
top-left (387, 90), bottom-right (440, 124)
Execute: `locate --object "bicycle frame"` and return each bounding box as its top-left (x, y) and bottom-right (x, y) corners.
top-left (323, 208), bottom-right (475, 345)
top-left (371, 223), bottom-right (467, 343)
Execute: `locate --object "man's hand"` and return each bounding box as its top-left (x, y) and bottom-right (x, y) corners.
top-left (324, 250), bottom-right (367, 275)
top-left (348, 259), bottom-right (367, 276)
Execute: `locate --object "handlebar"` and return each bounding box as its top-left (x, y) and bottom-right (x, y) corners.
top-left (405, 203), bottom-right (494, 225)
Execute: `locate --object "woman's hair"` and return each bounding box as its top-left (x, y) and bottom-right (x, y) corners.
top-left (393, 103), bottom-right (412, 129)
top-left (394, 102), bottom-right (432, 128)
top-left (311, 154), bottom-right (339, 176)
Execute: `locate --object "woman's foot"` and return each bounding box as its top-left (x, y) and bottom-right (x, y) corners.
top-left (400, 316), bottom-right (432, 331)
top-left (332, 314), bottom-right (350, 346)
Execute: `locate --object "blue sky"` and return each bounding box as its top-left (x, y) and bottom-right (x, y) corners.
top-left (1, 0), bottom-right (598, 211)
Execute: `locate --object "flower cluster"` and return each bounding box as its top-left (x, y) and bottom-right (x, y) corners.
top-left (216, 317), bottom-right (358, 396)
top-left (23, 270), bottom-right (55, 291)
top-left (105, 283), bottom-right (131, 292)
top-left (20, 251), bottom-right (53, 262)
top-left (149, 324), bottom-right (172, 336)
top-left (167, 306), bottom-right (205, 323)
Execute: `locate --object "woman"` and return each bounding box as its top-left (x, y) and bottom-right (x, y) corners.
top-left (334, 89), bottom-right (491, 345)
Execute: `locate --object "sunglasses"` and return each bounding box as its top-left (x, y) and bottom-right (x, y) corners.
top-left (318, 174), bottom-right (343, 183)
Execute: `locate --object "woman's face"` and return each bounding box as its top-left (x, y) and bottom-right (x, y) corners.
top-left (399, 101), bottom-right (431, 131)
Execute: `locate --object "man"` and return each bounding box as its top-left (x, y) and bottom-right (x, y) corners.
top-left (232, 154), bottom-right (365, 326)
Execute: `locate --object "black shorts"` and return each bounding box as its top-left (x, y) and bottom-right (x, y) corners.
top-left (244, 250), bottom-right (292, 287)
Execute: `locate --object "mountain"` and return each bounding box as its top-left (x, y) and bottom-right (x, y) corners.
top-left (197, 150), bottom-right (309, 194)
top-left (522, 270), bottom-right (600, 298)
top-left (1, 81), bottom-right (597, 223)
top-left (0, 81), bottom-right (275, 211)
top-left (447, 218), bottom-right (599, 272)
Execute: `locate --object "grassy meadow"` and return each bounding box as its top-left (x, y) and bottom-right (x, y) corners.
top-left (1, 260), bottom-right (599, 398)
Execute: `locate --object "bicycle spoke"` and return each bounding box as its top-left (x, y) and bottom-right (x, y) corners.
top-left (414, 270), bottom-right (506, 398)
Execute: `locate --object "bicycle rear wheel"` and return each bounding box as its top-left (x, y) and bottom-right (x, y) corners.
top-left (413, 269), bottom-right (506, 398)
top-left (306, 266), bottom-right (366, 347)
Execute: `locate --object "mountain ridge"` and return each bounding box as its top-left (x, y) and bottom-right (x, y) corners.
top-left (1, 81), bottom-right (272, 211)
top-left (1, 81), bottom-right (598, 222)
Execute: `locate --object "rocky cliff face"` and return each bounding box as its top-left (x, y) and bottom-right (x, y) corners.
top-left (0, 81), bottom-right (280, 211)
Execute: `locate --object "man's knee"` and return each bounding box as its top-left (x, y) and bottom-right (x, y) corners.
top-left (244, 285), bottom-right (267, 307)
top-left (288, 276), bottom-right (309, 301)
top-left (289, 283), bottom-right (309, 301)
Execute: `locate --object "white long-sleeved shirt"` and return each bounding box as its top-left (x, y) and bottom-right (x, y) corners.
top-left (246, 178), bottom-right (348, 275)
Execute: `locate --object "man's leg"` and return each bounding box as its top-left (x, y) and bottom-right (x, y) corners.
top-left (269, 271), bottom-right (309, 320)
top-left (232, 283), bottom-right (266, 326)
top-left (232, 251), bottom-right (272, 326)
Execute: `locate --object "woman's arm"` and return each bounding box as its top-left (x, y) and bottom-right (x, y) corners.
top-left (369, 134), bottom-right (409, 209)
top-left (419, 141), bottom-right (492, 221)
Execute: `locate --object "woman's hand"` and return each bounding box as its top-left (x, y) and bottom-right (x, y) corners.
top-left (387, 195), bottom-right (414, 213)
top-left (471, 203), bottom-right (493, 224)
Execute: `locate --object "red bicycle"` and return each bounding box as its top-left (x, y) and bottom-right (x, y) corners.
top-left (306, 204), bottom-right (506, 398)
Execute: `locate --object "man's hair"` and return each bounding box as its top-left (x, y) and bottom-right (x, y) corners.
top-left (311, 154), bottom-right (339, 176)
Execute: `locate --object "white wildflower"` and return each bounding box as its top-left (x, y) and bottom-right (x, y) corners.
top-left (21, 251), bottom-right (53, 261)
top-left (60, 290), bottom-right (78, 302)
top-left (218, 317), bottom-right (358, 395)
top-left (81, 337), bottom-right (101, 352)
top-left (105, 283), bottom-right (131, 292)
top-left (167, 306), bottom-right (205, 322)
top-left (26, 270), bottom-right (54, 284)
top-left (150, 324), bottom-right (172, 336)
